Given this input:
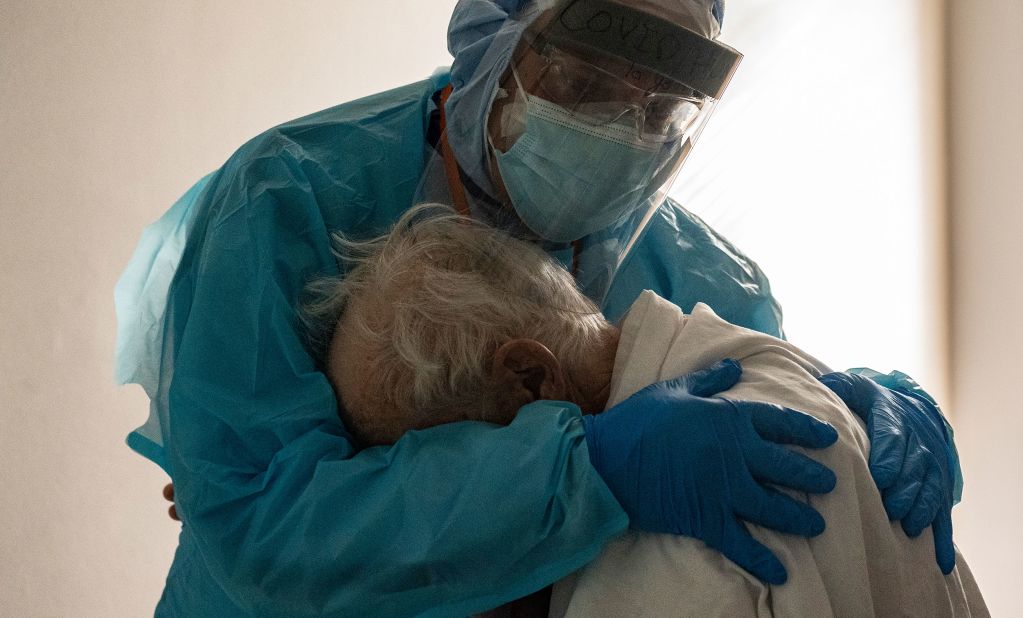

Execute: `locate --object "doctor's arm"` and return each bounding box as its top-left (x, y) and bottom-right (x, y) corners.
top-left (156, 153), bottom-right (835, 614)
top-left (167, 359), bottom-right (837, 614)
top-left (157, 162), bottom-right (632, 614)
top-left (169, 395), bottom-right (627, 616)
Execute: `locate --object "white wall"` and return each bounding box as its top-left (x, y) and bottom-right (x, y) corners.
top-left (672, 0), bottom-right (949, 403)
top-left (0, 2), bottom-right (456, 615)
top-left (948, 1), bottom-right (1023, 615)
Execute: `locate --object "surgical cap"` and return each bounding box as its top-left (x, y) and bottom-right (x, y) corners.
top-left (444, 0), bottom-right (726, 196)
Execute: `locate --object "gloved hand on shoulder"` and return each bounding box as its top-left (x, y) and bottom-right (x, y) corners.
top-left (819, 370), bottom-right (956, 574)
top-left (583, 359), bottom-right (838, 585)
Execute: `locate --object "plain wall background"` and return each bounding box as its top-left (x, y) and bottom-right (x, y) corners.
top-left (0, 1), bottom-right (1018, 615)
top-left (672, 0), bottom-right (949, 402)
top-left (0, 2), bottom-right (458, 615)
top-left (947, 0), bottom-right (1023, 612)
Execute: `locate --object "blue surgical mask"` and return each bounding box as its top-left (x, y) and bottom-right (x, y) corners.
top-left (492, 93), bottom-right (674, 242)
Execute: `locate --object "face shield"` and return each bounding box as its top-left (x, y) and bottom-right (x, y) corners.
top-left (421, 0), bottom-right (742, 305)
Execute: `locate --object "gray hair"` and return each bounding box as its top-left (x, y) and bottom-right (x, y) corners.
top-left (303, 203), bottom-right (612, 445)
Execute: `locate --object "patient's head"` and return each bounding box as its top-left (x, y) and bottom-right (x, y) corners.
top-left (305, 205), bottom-right (619, 446)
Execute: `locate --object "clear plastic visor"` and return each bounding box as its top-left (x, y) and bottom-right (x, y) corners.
top-left (484, 32), bottom-right (721, 250)
top-left (518, 32), bottom-right (707, 143)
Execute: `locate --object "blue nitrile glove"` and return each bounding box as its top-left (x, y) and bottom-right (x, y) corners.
top-left (582, 359), bottom-right (838, 585)
top-left (819, 371), bottom-right (956, 574)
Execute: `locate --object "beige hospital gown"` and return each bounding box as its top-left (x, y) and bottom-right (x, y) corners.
top-left (549, 291), bottom-right (988, 617)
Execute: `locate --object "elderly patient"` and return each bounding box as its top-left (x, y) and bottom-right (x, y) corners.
top-left (305, 205), bottom-right (987, 617)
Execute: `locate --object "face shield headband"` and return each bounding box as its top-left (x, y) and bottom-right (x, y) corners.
top-left (538, 0), bottom-right (742, 99)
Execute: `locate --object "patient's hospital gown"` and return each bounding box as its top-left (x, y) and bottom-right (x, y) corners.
top-left (550, 291), bottom-right (988, 617)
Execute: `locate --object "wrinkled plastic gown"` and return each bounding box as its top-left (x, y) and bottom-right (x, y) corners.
top-left (115, 71), bottom-right (787, 616)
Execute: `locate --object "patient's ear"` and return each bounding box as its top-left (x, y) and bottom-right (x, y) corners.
top-left (489, 339), bottom-right (568, 419)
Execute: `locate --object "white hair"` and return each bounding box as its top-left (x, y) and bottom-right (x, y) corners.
top-left (303, 204), bottom-right (612, 445)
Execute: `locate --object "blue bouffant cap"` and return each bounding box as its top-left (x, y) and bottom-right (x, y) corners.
top-left (712, 0), bottom-right (724, 25)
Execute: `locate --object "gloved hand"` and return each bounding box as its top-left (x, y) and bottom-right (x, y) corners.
top-left (582, 359), bottom-right (838, 585)
top-left (819, 371), bottom-right (956, 574)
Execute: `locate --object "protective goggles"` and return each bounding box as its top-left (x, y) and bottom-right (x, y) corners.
top-left (523, 33), bottom-right (705, 143)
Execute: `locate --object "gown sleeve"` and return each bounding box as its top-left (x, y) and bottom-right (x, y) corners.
top-left (603, 197), bottom-right (785, 338)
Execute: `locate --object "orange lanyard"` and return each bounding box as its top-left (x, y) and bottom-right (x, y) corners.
top-left (437, 85), bottom-right (472, 218)
top-left (436, 85), bottom-right (582, 277)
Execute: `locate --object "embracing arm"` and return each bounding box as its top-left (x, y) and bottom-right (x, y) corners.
top-left (154, 149), bottom-right (836, 614)
top-left (169, 397), bottom-right (625, 617)
top-left (155, 149), bottom-right (628, 615)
